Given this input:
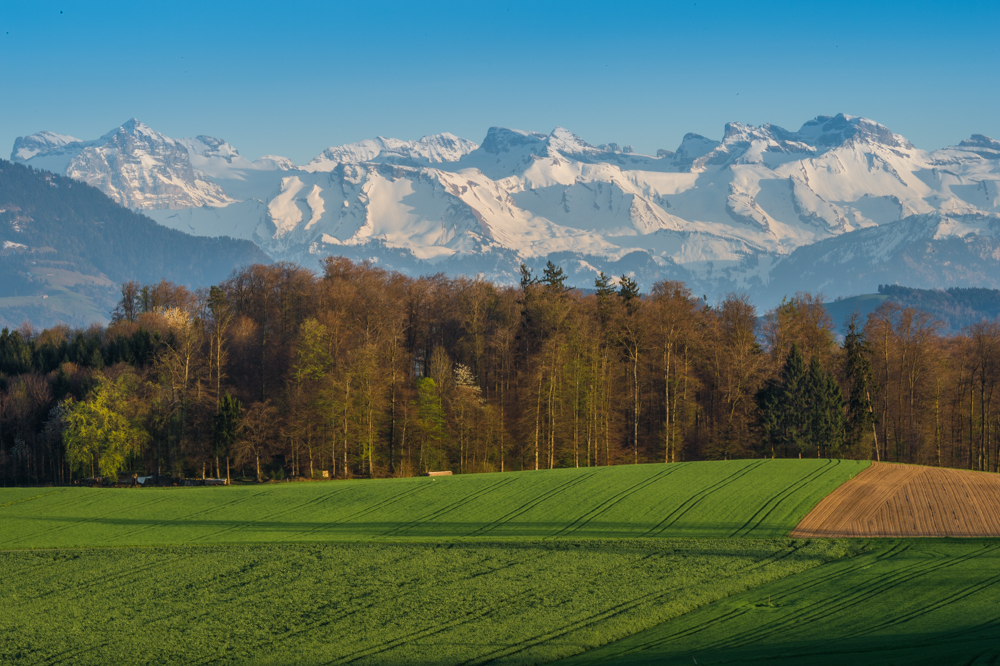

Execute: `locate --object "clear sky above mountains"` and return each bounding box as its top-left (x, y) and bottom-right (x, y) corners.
top-left (1, 0), bottom-right (997, 164)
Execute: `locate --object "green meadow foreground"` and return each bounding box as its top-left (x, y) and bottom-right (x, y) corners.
top-left (3, 459), bottom-right (1000, 665)
top-left (0, 540), bottom-right (850, 666)
top-left (560, 539), bottom-right (1000, 665)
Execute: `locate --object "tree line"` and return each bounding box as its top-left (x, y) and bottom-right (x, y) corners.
top-left (1, 257), bottom-right (999, 486)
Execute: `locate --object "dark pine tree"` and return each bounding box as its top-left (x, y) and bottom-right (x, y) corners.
top-left (760, 344), bottom-right (810, 457)
top-left (542, 261), bottom-right (567, 293)
top-left (843, 316), bottom-right (877, 458)
top-left (213, 392), bottom-right (242, 483)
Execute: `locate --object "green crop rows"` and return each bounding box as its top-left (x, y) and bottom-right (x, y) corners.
top-left (559, 539), bottom-right (1000, 665)
top-left (0, 540), bottom-right (850, 665)
top-left (0, 459), bottom-right (865, 548)
top-left (4, 459), bottom-right (999, 664)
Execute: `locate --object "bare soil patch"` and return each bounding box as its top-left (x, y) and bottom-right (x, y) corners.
top-left (791, 462), bottom-right (1000, 538)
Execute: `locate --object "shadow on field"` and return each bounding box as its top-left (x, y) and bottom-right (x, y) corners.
top-left (558, 625), bottom-right (1000, 666)
top-left (558, 540), bottom-right (1000, 666)
top-left (8, 515), bottom-right (788, 542)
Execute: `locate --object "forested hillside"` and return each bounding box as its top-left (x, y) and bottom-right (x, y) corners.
top-left (0, 259), bottom-right (998, 486)
top-left (877, 284), bottom-right (1000, 332)
top-left (0, 159), bottom-right (269, 328)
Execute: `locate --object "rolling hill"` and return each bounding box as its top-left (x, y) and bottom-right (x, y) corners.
top-left (0, 159), bottom-right (269, 328)
top-left (4, 460), bottom-right (1000, 665)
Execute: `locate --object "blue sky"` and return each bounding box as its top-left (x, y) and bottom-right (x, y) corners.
top-left (1, 0), bottom-right (997, 163)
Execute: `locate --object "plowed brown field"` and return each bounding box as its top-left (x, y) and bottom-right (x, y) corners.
top-left (791, 462), bottom-right (1000, 537)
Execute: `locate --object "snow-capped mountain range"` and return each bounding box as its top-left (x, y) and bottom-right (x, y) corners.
top-left (11, 115), bottom-right (1000, 306)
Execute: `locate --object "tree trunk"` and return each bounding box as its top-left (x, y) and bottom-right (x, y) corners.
top-left (534, 371), bottom-right (543, 471)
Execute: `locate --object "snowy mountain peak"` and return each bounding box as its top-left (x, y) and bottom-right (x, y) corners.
top-left (9, 119), bottom-right (234, 209)
top-left (10, 131), bottom-right (83, 161)
top-left (673, 133), bottom-right (719, 163)
top-left (956, 134), bottom-right (1000, 160)
top-left (546, 127), bottom-right (593, 154)
top-left (181, 135), bottom-right (243, 162)
top-left (179, 135), bottom-right (257, 179)
top-left (253, 155), bottom-right (295, 170)
top-left (408, 132), bottom-right (478, 162)
top-left (306, 132), bottom-right (478, 170)
top-left (13, 113), bottom-right (1000, 308)
top-left (792, 114), bottom-right (912, 150)
top-left (480, 127), bottom-right (547, 155)
top-left (102, 118), bottom-right (167, 142)
top-left (687, 113), bottom-right (918, 172)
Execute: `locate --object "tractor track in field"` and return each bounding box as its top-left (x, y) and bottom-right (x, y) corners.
top-left (548, 465), bottom-right (684, 539)
top-left (378, 476), bottom-right (521, 537)
top-left (4, 492), bottom-right (175, 546)
top-left (729, 458), bottom-right (842, 538)
top-left (107, 490), bottom-right (273, 542)
top-left (703, 542), bottom-right (1000, 653)
top-left (202, 546), bottom-right (559, 666)
top-left (465, 472), bottom-right (600, 537)
top-left (462, 541), bottom-right (817, 666)
top-left (294, 482), bottom-right (434, 539)
top-left (0, 490), bottom-right (66, 508)
top-left (643, 460), bottom-right (767, 537)
top-left (581, 541), bottom-right (909, 659)
top-left (189, 485), bottom-right (356, 542)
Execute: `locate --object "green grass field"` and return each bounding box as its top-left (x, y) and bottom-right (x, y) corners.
top-left (0, 539), bottom-right (852, 665)
top-left (0, 459), bottom-right (865, 548)
top-left (559, 539), bottom-right (1000, 665)
top-left (3, 459), bottom-right (999, 665)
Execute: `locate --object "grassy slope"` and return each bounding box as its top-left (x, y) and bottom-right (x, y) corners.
top-left (9, 459), bottom-right (996, 665)
top-left (0, 540), bottom-right (853, 666)
top-left (0, 459), bottom-right (867, 548)
top-left (559, 539), bottom-right (1000, 665)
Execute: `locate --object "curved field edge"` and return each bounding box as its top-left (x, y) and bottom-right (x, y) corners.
top-left (0, 459), bottom-right (868, 549)
top-left (557, 538), bottom-right (1000, 666)
top-left (792, 462), bottom-right (1000, 538)
top-left (0, 539), bottom-right (852, 666)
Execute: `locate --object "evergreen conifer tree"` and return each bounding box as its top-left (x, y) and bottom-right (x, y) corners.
top-left (843, 317), bottom-right (876, 453)
top-left (822, 371), bottom-right (847, 456)
top-left (618, 275), bottom-right (640, 305)
top-left (519, 264), bottom-right (537, 290)
top-left (594, 272), bottom-right (615, 300)
top-left (763, 344), bottom-right (810, 457)
top-left (804, 357), bottom-right (846, 457)
top-left (542, 261), bottom-right (567, 293)
top-left (213, 392), bottom-right (242, 482)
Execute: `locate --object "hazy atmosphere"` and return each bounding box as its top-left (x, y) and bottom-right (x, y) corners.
top-left (2, 1), bottom-right (998, 161)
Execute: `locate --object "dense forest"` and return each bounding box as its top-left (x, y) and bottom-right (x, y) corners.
top-left (2, 257), bottom-right (999, 486)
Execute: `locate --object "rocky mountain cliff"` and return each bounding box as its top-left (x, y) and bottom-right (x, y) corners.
top-left (12, 114), bottom-right (1000, 306)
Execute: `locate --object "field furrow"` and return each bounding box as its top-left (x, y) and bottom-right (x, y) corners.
top-left (792, 462), bottom-right (1000, 537)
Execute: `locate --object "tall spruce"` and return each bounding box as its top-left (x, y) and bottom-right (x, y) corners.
top-left (760, 344), bottom-right (810, 457)
top-left (843, 316), bottom-right (876, 457)
top-left (213, 392), bottom-right (241, 483)
top-left (805, 356), bottom-right (845, 457)
top-left (542, 261), bottom-right (567, 293)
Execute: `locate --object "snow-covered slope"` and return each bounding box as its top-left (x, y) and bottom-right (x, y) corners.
top-left (762, 212), bottom-right (1000, 306)
top-left (12, 114), bottom-right (1000, 306)
top-left (304, 133), bottom-right (478, 171)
